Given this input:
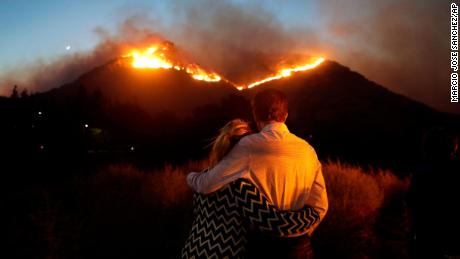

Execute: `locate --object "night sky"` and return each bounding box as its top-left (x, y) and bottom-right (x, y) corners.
top-left (0, 0), bottom-right (456, 113)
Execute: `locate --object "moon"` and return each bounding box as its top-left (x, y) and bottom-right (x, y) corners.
top-left (66, 45), bottom-right (71, 50)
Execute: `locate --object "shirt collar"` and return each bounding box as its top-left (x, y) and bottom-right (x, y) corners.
top-left (261, 122), bottom-right (290, 133)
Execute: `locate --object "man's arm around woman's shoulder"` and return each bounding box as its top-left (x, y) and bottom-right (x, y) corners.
top-left (187, 139), bottom-right (251, 194)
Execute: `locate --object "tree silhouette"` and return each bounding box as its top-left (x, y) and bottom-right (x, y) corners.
top-left (20, 89), bottom-right (29, 99)
top-left (10, 85), bottom-right (19, 99)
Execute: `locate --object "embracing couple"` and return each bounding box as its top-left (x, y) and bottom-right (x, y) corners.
top-left (182, 89), bottom-right (328, 259)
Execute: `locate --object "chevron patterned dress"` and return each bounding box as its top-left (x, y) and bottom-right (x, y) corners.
top-left (181, 178), bottom-right (320, 259)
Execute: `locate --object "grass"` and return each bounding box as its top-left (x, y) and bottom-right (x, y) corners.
top-left (5, 160), bottom-right (411, 259)
top-left (314, 161), bottom-right (410, 259)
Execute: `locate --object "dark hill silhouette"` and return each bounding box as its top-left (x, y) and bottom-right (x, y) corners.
top-left (1, 58), bottom-right (458, 175)
top-left (43, 58), bottom-right (239, 117)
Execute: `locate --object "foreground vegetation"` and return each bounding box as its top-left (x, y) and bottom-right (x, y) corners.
top-left (4, 160), bottom-right (410, 259)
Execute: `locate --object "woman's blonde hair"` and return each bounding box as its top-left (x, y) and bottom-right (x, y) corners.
top-left (209, 119), bottom-right (252, 167)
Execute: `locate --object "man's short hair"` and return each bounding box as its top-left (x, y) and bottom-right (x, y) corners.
top-left (252, 89), bottom-right (288, 122)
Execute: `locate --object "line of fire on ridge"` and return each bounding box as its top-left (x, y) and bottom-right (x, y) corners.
top-left (123, 45), bottom-right (325, 90)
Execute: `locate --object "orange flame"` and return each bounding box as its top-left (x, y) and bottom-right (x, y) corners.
top-left (124, 45), bottom-right (324, 88)
top-left (131, 47), bottom-right (173, 69)
top-left (125, 44), bottom-right (221, 82)
top-left (236, 57), bottom-right (325, 90)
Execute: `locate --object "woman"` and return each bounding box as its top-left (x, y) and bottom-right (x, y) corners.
top-left (182, 119), bottom-right (320, 259)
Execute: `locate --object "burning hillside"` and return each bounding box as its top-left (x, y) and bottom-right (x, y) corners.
top-left (123, 42), bottom-right (222, 82)
top-left (122, 41), bottom-right (325, 89)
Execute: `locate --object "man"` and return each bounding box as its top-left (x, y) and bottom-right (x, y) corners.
top-left (187, 88), bottom-right (328, 258)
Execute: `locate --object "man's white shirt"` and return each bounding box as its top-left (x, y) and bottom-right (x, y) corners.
top-left (187, 122), bottom-right (328, 224)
